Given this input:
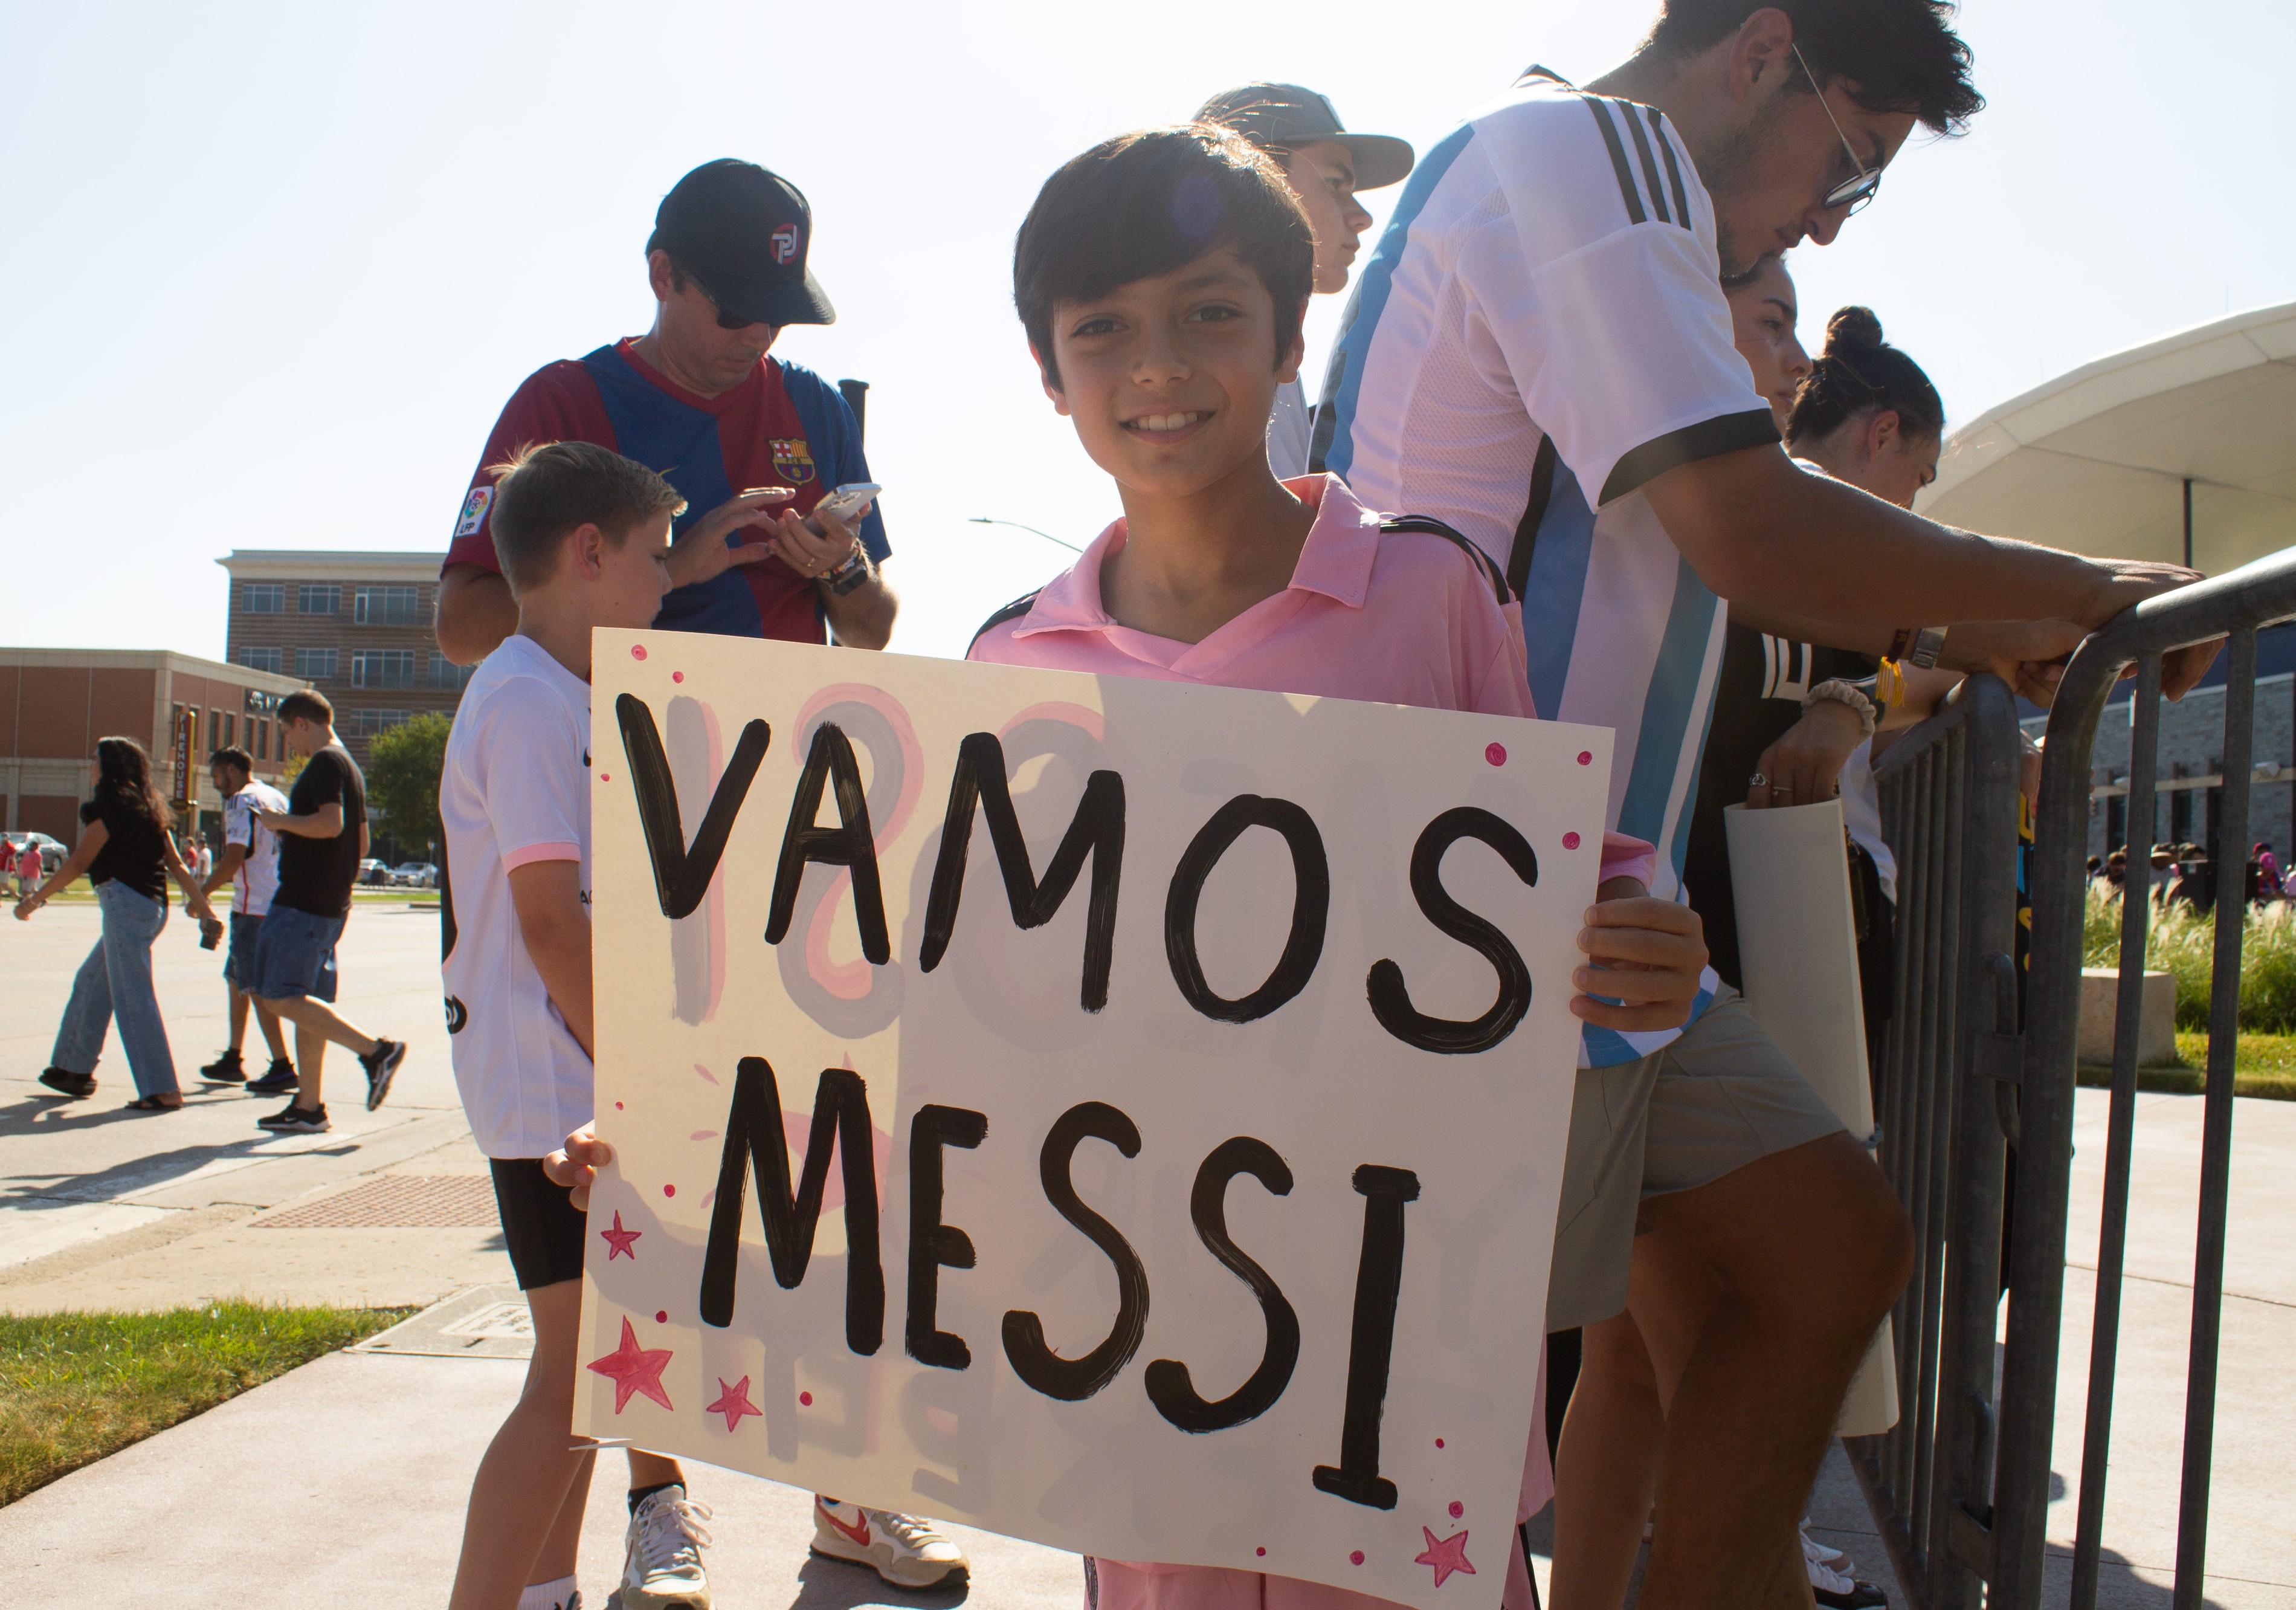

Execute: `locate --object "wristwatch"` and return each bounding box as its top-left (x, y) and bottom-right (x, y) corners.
top-left (823, 547), bottom-right (872, 596)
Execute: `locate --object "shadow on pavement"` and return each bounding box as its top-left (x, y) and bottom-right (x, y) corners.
top-left (2, 1133), bottom-right (356, 1204)
top-left (788, 1554), bottom-right (971, 1609)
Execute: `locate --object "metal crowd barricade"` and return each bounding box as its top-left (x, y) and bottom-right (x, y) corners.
top-left (1850, 550), bottom-right (2296, 1609)
top-left (1848, 672), bottom-right (2025, 1610)
top-left (1996, 551), bottom-right (2296, 1610)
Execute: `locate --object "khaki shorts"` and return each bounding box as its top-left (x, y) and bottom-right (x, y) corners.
top-left (1545, 985), bottom-right (1847, 1331)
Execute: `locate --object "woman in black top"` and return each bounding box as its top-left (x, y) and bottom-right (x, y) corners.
top-left (15, 737), bottom-right (221, 1107)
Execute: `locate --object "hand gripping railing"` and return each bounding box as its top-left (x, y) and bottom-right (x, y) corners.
top-left (1849, 671), bottom-right (2025, 1610)
top-left (1993, 548), bottom-right (2296, 1610)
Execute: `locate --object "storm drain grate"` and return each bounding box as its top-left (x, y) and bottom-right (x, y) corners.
top-left (257, 1174), bottom-right (497, 1229)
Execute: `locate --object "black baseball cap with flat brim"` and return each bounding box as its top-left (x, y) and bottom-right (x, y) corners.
top-left (1195, 82), bottom-right (1415, 190)
top-left (650, 158), bottom-right (836, 327)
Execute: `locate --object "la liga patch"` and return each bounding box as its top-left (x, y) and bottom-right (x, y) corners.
top-left (456, 485), bottom-right (494, 537)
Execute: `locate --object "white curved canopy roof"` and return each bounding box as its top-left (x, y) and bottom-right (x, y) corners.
top-left (1917, 302), bottom-right (2296, 575)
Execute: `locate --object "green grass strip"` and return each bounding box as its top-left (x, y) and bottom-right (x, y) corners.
top-left (1, 1302), bottom-right (411, 1505)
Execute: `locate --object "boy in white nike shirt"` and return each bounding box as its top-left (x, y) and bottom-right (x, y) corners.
top-left (442, 441), bottom-right (711, 1610)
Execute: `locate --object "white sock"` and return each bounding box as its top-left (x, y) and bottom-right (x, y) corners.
top-left (518, 1575), bottom-right (579, 1610)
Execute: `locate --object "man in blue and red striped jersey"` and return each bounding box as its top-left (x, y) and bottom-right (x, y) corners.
top-left (434, 159), bottom-right (898, 665)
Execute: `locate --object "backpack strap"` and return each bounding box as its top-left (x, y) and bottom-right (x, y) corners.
top-left (967, 590), bottom-right (1044, 655)
top-left (1379, 516), bottom-right (1514, 607)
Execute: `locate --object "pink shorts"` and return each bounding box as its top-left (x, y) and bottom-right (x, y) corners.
top-left (1086, 1347), bottom-right (1549, 1610)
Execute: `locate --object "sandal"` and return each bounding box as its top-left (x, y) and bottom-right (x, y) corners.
top-left (123, 1095), bottom-right (183, 1111)
top-left (38, 1067), bottom-right (96, 1099)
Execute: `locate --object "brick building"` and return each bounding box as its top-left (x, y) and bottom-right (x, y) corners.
top-left (1, 648), bottom-right (307, 845)
top-left (216, 549), bottom-right (466, 766)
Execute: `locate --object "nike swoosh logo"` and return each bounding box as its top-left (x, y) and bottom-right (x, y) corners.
top-left (818, 1504), bottom-right (872, 1548)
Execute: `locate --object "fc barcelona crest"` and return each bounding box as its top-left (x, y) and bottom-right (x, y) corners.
top-left (769, 438), bottom-right (816, 484)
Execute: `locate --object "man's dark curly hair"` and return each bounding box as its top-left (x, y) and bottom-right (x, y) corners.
top-left (1645, 0), bottom-right (1982, 132)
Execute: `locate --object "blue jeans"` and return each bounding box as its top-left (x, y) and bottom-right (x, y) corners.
top-left (52, 881), bottom-right (179, 1098)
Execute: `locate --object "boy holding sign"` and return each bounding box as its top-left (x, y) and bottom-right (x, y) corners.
top-left (966, 123), bottom-right (1707, 1609)
top-left (439, 442), bottom-right (717, 1610)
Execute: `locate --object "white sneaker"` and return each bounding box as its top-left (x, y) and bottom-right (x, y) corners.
top-left (810, 1496), bottom-right (969, 1589)
top-left (1802, 1520), bottom-right (1850, 1570)
top-left (611, 1485), bottom-right (712, 1610)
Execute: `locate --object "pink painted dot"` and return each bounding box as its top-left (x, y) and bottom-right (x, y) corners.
top-left (1485, 742), bottom-right (1507, 766)
top-left (1449, 1501), bottom-right (1465, 1519)
top-left (630, 644), bottom-right (648, 661)
top-left (599, 772), bottom-right (611, 783)
top-left (614, 1101), bottom-right (624, 1110)
top-left (662, 1183), bottom-right (676, 1198)
top-left (1350, 1551), bottom-right (1365, 1567)
top-left (799, 1391), bottom-right (814, 1406)
top-left (1435, 1438), bottom-right (1445, 1449)
top-left (1256, 1548), bottom-right (1266, 1557)
top-left (671, 671), bottom-right (684, 683)
top-left (1563, 831), bottom-right (1582, 850)
top-left (1577, 750), bottom-right (1592, 766)
top-left (654, 1310), bottom-right (668, 1324)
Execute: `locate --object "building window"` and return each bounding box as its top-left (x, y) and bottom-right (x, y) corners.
top-left (240, 647), bottom-right (283, 674)
top-left (243, 583), bottom-right (286, 614)
top-left (295, 648), bottom-right (338, 681)
top-left (254, 719), bottom-right (269, 761)
top-left (355, 584), bottom-right (422, 626)
top-left (218, 713), bottom-right (236, 750)
top-left (298, 584), bottom-right (339, 616)
top-left (352, 650), bottom-right (418, 689)
top-left (342, 708), bottom-right (411, 738)
top-left (430, 651), bottom-right (475, 691)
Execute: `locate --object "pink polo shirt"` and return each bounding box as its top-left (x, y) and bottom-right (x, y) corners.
top-left (970, 473), bottom-right (1655, 890)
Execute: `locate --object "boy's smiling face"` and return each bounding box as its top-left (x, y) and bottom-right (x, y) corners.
top-left (1040, 246), bottom-right (1306, 498)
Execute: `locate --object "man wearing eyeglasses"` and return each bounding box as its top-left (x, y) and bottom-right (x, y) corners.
top-left (1319, 4), bottom-right (2216, 1607)
top-left (434, 160), bottom-right (897, 665)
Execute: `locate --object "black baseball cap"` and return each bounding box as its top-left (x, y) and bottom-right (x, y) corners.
top-left (648, 159), bottom-right (835, 327)
top-left (1195, 83), bottom-right (1415, 191)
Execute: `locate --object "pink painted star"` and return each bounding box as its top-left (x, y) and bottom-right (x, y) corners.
top-left (1414, 1527), bottom-right (1475, 1589)
top-left (599, 1211), bottom-right (641, 1261)
top-left (705, 1375), bottom-right (761, 1434)
top-left (587, 1317), bottom-right (673, 1414)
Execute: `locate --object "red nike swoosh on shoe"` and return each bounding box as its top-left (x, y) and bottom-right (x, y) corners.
top-left (817, 1504), bottom-right (872, 1548)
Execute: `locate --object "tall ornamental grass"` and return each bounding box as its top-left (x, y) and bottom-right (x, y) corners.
top-left (2083, 885), bottom-right (2296, 1032)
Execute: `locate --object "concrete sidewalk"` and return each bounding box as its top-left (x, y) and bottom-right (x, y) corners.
top-left (5, 903), bottom-right (2295, 1605)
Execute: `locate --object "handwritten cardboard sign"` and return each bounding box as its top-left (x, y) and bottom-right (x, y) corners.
top-left (576, 630), bottom-right (1612, 1609)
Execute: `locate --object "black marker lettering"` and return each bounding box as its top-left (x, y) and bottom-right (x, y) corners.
top-left (1165, 795), bottom-right (1329, 1023)
top-left (906, 1104), bottom-right (988, 1370)
top-left (764, 723), bottom-right (889, 965)
top-left (1145, 1137), bottom-right (1300, 1432)
top-left (615, 693), bottom-right (770, 920)
top-left (919, 732), bottom-right (1126, 1010)
top-left (1312, 1163), bottom-right (1420, 1510)
top-left (1002, 1101), bottom-right (1148, 1401)
top-left (1367, 807), bottom-right (1538, 1054)
top-left (698, 1056), bottom-right (884, 1355)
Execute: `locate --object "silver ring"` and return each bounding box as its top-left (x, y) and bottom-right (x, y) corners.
top-left (1749, 772), bottom-right (1769, 787)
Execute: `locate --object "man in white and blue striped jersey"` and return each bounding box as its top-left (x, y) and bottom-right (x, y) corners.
top-left (1318, 4), bottom-right (2217, 1605)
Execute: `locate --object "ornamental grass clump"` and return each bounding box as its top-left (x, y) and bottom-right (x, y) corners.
top-left (2083, 885), bottom-right (2296, 1033)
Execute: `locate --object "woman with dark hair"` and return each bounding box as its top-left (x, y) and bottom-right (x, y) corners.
top-left (15, 736), bottom-right (221, 1108)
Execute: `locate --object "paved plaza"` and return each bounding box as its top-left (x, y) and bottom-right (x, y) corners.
top-left (2, 901), bottom-right (2292, 1606)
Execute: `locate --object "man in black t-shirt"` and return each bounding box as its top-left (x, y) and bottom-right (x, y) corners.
top-left (243, 690), bottom-right (407, 1133)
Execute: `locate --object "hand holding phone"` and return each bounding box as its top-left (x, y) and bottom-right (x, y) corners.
top-left (808, 482), bottom-right (881, 534)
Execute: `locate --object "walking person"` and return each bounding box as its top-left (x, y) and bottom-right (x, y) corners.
top-left (13, 836), bottom-right (42, 899)
top-left (196, 745), bottom-right (295, 1089)
top-left (245, 690), bottom-right (408, 1133)
top-left (16, 738), bottom-right (223, 1109)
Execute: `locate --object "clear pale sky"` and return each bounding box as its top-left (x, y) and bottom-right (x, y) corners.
top-left (5, 1), bottom-right (2289, 662)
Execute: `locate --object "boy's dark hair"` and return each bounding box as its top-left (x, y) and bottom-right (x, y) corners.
top-left (1014, 124), bottom-right (1315, 389)
top-left (278, 690), bottom-right (333, 727)
top-left (1643, 0), bottom-right (1982, 132)
top-left (485, 441), bottom-right (688, 593)
top-left (1785, 305), bottom-right (1944, 445)
top-left (209, 745), bottom-right (253, 775)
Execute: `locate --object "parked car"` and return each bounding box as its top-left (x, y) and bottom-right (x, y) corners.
top-left (358, 858), bottom-right (391, 886)
top-left (4, 832), bottom-right (67, 874)
top-left (392, 862), bottom-right (438, 888)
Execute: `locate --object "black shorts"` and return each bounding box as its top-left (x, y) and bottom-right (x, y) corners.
top-left (489, 1157), bottom-right (588, 1290)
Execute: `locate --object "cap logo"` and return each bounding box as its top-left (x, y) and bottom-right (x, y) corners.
top-left (770, 222), bottom-right (801, 265)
